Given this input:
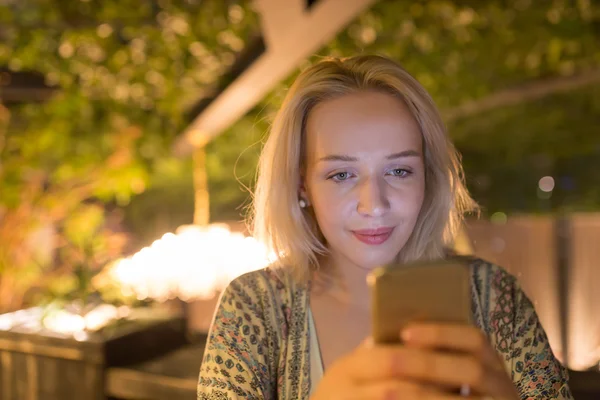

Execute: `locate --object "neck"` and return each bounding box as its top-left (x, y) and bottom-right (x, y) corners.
top-left (312, 254), bottom-right (371, 310)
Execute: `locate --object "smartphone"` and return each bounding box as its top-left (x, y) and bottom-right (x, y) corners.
top-left (367, 258), bottom-right (473, 344)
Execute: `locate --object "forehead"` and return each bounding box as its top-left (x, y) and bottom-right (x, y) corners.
top-left (304, 91), bottom-right (422, 160)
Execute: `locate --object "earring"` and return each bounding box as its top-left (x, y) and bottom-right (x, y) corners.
top-left (299, 198), bottom-right (307, 208)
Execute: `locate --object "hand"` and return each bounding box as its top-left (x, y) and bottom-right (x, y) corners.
top-left (398, 323), bottom-right (520, 400)
top-left (310, 323), bottom-right (520, 400)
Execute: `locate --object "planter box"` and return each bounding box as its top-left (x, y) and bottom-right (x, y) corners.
top-left (0, 307), bottom-right (187, 400)
top-left (106, 336), bottom-right (206, 400)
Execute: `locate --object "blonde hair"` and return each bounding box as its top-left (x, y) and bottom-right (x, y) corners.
top-left (251, 55), bottom-right (477, 282)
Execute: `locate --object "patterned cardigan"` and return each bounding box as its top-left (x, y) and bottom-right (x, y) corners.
top-left (197, 257), bottom-right (572, 400)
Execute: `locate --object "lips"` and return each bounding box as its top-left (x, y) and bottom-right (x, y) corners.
top-left (351, 227), bottom-right (394, 245)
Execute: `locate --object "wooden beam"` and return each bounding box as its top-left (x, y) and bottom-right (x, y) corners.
top-left (0, 87), bottom-right (57, 103)
top-left (174, 0), bottom-right (377, 155)
top-left (0, 70), bottom-right (57, 103)
top-left (255, 0), bottom-right (305, 51)
top-left (443, 68), bottom-right (600, 123)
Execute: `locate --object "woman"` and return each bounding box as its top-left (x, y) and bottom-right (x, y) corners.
top-left (197, 55), bottom-right (572, 399)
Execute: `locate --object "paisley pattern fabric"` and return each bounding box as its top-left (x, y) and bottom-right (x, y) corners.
top-left (197, 257), bottom-right (572, 399)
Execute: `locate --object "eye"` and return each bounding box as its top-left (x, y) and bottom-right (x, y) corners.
top-left (329, 171), bottom-right (352, 182)
top-left (387, 168), bottom-right (411, 177)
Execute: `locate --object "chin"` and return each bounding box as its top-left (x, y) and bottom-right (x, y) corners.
top-left (351, 252), bottom-right (399, 270)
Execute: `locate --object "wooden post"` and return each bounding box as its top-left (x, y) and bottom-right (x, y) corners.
top-left (556, 215), bottom-right (571, 367)
top-left (192, 147), bottom-right (210, 226)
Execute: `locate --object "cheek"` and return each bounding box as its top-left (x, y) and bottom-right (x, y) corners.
top-left (391, 181), bottom-right (425, 215)
top-left (309, 185), bottom-right (351, 229)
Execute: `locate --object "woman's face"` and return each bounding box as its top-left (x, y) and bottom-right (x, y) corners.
top-left (303, 90), bottom-right (426, 272)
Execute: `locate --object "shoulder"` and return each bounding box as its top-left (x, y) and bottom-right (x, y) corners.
top-left (453, 254), bottom-right (519, 294)
top-left (199, 268), bottom-right (294, 399)
top-left (454, 255), bottom-right (523, 330)
top-left (226, 265), bottom-right (300, 295)
top-left (219, 265), bottom-right (304, 316)
top-left (469, 255), bottom-right (522, 305)
top-left (461, 256), bottom-right (539, 342)
top-left (227, 267), bottom-right (286, 293)
top-left (219, 268), bottom-right (281, 309)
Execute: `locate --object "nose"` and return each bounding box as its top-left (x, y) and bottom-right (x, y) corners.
top-left (356, 177), bottom-right (390, 217)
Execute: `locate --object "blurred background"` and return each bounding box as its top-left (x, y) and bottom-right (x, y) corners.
top-left (0, 0), bottom-right (599, 399)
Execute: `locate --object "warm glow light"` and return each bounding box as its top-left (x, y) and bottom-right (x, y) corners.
top-left (83, 304), bottom-right (120, 331)
top-left (0, 304), bottom-right (130, 337)
top-left (0, 307), bottom-right (44, 331)
top-left (44, 311), bottom-right (86, 335)
top-left (0, 225), bottom-right (273, 337)
top-left (490, 212), bottom-right (508, 224)
top-left (107, 224), bottom-right (277, 301)
top-left (538, 176), bottom-right (555, 192)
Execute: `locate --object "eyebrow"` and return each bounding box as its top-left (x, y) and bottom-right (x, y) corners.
top-left (317, 150), bottom-right (421, 163)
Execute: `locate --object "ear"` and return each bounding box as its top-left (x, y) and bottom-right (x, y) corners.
top-left (298, 178), bottom-right (310, 206)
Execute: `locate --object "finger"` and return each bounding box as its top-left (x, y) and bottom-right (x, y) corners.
top-left (342, 380), bottom-right (467, 400)
top-left (332, 344), bottom-right (403, 382)
top-left (337, 343), bottom-right (487, 392)
top-left (334, 343), bottom-right (445, 383)
top-left (401, 323), bottom-right (500, 367)
top-left (385, 346), bottom-right (492, 393)
top-left (387, 345), bottom-right (519, 400)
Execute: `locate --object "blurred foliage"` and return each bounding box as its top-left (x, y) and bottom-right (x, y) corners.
top-left (207, 0), bottom-right (600, 218)
top-left (0, 0), bottom-right (259, 311)
top-left (325, 0), bottom-right (600, 108)
top-left (454, 84), bottom-right (600, 213)
top-left (1, 0), bottom-right (600, 311)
